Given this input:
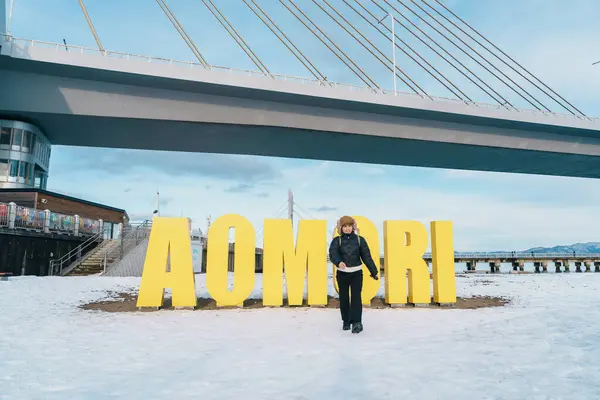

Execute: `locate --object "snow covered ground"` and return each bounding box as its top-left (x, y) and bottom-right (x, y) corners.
top-left (1, 273), bottom-right (600, 399)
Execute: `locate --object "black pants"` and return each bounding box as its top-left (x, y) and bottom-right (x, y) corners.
top-left (337, 269), bottom-right (363, 324)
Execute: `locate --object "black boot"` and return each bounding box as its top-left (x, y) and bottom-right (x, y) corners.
top-left (352, 322), bottom-right (363, 334)
top-left (343, 321), bottom-right (351, 331)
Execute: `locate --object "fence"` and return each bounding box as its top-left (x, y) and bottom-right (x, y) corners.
top-left (0, 201), bottom-right (102, 236)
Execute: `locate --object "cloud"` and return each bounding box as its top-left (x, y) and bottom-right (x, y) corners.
top-left (255, 192), bottom-right (270, 198)
top-left (52, 147), bottom-right (282, 183)
top-left (310, 205), bottom-right (338, 212)
top-left (224, 183), bottom-right (254, 193)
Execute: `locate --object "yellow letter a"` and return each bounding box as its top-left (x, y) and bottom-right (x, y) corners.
top-left (136, 217), bottom-right (197, 308)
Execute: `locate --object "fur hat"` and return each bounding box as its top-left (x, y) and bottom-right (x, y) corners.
top-left (336, 216), bottom-right (359, 234)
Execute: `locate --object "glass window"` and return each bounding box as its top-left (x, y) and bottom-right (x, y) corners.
top-left (21, 131), bottom-right (31, 150)
top-left (12, 129), bottom-right (22, 147)
top-left (30, 134), bottom-right (36, 154)
top-left (8, 160), bottom-right (18, 177)
top-left (25, 163), bottom-right (33, 184)
top-left (18, 161), bottom-right (26, 178)
top-left (0, 128), bottom-right (10, 146)
top-left (34, 172), bottom-right (42, 188)
top-left (0, 159), bottom-right (7, 180)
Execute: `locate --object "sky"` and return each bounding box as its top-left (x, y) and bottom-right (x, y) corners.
top-left (5, 0), bottom-right (600, 251)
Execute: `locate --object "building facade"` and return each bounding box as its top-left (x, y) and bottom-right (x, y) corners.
top-left (0, 120), bottom-right (51, 190)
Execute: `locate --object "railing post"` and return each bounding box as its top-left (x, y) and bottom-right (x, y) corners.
top-left (74, 215), bottom-right (80, 236)
top-left (8, 202), bottom-right (16, 229)
top-left (44, 209), bottom-right (51, 233)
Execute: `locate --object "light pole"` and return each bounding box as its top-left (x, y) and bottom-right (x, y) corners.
top-left (7, 0), bottom-right (15, 36)
top-left (379, 13), bottom-right (397, 94)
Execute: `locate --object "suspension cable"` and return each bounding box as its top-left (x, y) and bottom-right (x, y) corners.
top-left (77, 0), bottom-right (104, 52)
top-left (376, 0), bottom-right (508, 105)
top-left (280, 0), bottom-right (380, 89)
top-left (155, 0), bottom-right (209, 67)
top-left (429, 0), bottom-right (585, 116)
top-left (243, 0), bottom-right (327, 82)
top-left (401, 0), bottom-right (549, 112)
top-left (348, 0), bottom-right (467, 100)
top-left (201, 0), bottom-right (271, 76)
top-left (318, 0), bottom-right (423, 95)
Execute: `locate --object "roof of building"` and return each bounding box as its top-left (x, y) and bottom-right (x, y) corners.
top-left (0, 188), bottom-right (129, 220)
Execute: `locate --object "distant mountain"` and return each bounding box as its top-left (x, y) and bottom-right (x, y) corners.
top-left (458, 242), bottom-right (600, 255)
top-left (521, 242), bottom-right (600, 254)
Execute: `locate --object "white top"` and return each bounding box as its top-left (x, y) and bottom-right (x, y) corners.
top-left (337, 265), bottom-right (362, 273)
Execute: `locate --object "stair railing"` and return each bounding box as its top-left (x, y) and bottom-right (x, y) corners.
top-left (99, 220), bottom-right (153, 275)
top-left (48, 228), bottom-right (108, 276)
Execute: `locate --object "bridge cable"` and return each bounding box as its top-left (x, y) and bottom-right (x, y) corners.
top-left (429, 0), bottom-right (585, 117)
top-left (155, 0), bottom-right (210, 68)
top-left (293, 202), bottom-right (319, 220)
top-left (398, 0), bottom-right (549, 112)
top-left (201, 0), bottom-right (272, 76)
top-left (77, 0), bottom-right (105, 52)
top-left (340, 0), bottom-right (431, 97)
top-left (242, 0), bottom-right (328, 83)
top-left (317, 0), bottom-right (423, 95)
top-left (373, 0), bottom-right (509, 106)
top-left (279, 0), bottom-right (380, 89)
top-left (359, 0), bottom-right (471, 101)
top-left (376, 0), bottom-right (517, 108)
top-left (348, 0), bottom-right (468, 99)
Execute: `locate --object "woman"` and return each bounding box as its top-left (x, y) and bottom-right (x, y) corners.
top-left (329, 216), bottom-right (379, 334)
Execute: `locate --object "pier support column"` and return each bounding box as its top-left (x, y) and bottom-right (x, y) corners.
top-left (562, 261), bottom-right (570, 273)
top-left (584, 261), bottom-right (592, 272)
top-left (542, 262), bottom-right (548, 273)
top-left (554, 261), bottom-right (562, 273)
top-left (512, 261), bottom-right (525, 272)
top-left (489, 261), bottom-right (500, 273)
top-left (595, 262), bottom-right (600, 273)
top-left (575, 262), bottom-right (582, 273)
top-left (534, 262), bottom-right (541, 273)
top-left (466, 261), bottom-right (476, 271)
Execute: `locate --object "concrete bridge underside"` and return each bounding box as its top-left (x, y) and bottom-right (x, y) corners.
top-left (1, 54), bottom-right (600, 177)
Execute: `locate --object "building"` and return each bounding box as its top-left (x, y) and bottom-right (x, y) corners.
top-left (0, 188), bottom-right (129, 276)
top-left (0, 119), bottom-right (51, 190)
top-left (0, 188), bottom-right (129, 238)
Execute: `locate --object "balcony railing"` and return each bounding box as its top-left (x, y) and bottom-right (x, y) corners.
top-left (0, 201), bottom-right (103, 236)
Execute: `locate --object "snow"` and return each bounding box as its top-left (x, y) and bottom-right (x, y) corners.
top-left (1, 273), bottom-right (600, 399)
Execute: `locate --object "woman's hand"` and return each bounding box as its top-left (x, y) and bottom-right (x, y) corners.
top-left (338, 262), bottom-right (347, 269)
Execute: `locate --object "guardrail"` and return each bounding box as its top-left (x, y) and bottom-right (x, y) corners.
top-left (100, 220), bottom-right (153, 275)
top-left (48, 230), bottom-right (106, 276)
top-left (2, 34), bottom-right (597, 123)
top-left (324, 252), bottom-right (600, 262)
top-left (0, 201), bottom-right (102, 236)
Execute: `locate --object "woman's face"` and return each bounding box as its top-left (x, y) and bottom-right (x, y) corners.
top-left (341, 224), bottom-right (353, 234)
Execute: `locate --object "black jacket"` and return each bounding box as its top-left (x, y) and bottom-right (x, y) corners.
top-left (329, 233), bottom-right (378, 276)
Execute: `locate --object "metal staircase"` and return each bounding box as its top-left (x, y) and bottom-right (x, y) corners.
top-left (48, 230), bottom-right (106, 276)
top-left (48, 221), bottom-right (152, 276)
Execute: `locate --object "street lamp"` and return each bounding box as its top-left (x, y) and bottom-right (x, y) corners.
top-left (7, 0), bottom-right (15, 36)
top-left (593, 61), bottom-right (600, 66)
top-left (378, 12), bottom-right (397, 94)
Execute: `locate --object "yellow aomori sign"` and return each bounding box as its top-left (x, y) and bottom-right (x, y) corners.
top-left (136, 215), bottom-right (456, 309)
